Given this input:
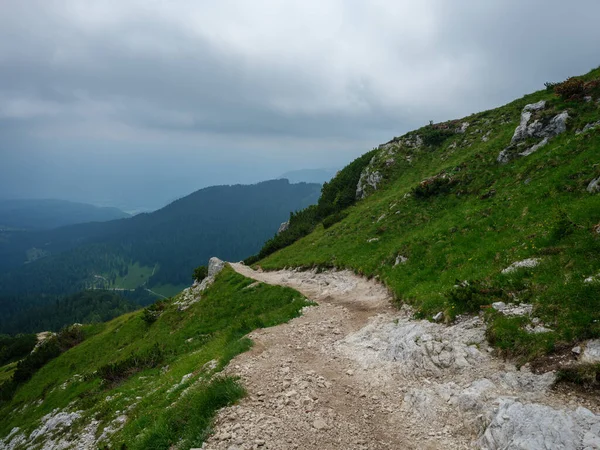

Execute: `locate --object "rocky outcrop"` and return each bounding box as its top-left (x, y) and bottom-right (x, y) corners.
top-left (576, 120), bottom-right (600, 135)
top-left (356, 158), bottom-right (382, 199)
top-left (581, 340), bottom-right (600, 363)
top-left (176, 257), bottom-right (226, 310)
top-left (356, 135), bottom-right (424, 199)
top-left (497, 101), bottom-right (569, 164)
top-left (277, 221), bottom-right (290, 235)
top-left (587, 177), bottom-right (600, 193)
top-left (480, 400), bottom-right (600, 450)
top-left (207, 256), bottom-right (226, 278)
top-left (501, 258), bottom-right (540, 274)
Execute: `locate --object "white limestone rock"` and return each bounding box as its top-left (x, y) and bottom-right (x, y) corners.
top-left (501, 258), bottom-right (540, 274)
top-left (480, 400), bottom-right (600, 450)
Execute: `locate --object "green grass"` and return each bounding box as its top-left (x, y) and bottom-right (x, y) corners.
top-left (0, 361), bottom-right (16, 384)
top-left (0, 266), bottom-right (310, 449)
top-left (113, 262), bottom-right (156, 290)
top-left (151, 283), bottom-right (189, 298)
top-left (259, 66), bottom-right (600, 360)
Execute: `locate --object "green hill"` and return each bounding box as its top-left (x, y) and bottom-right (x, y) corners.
top-left (0, 179), bottom-right (321, 334)
top-left (0, 266), bottom-right (310, 449)
top-left (256, 67), bottom-right (600, 360)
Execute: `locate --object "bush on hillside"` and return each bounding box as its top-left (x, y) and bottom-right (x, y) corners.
top-left (445, 280), bottom-right (504, 314)
top-left (554, 77), bottom-right (585, 101)
top-left (413, 175), bottom-right (456, 198)
top-left (142, 300), bottom-right (167, 325)
top-left (552, 76), bottom-right (600, 101)
top-left (11, 325), bottom-right (84, 385)
top-left (193, 265), bottom-right (208, 283)
top-left (97, 343), bottom-right (164, 384)
top-left (322, 211), bottom-right (349, 229)
top-left (420, 125), bottom-right (455, 147)
top-left (0, 333), bottom-right (37, 366)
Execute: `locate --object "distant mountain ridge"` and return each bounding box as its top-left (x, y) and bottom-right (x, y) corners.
top-left (279, 168), bottom-right (338, 184)
top-left (0, 199), bottom-right (130, 231)
top-left (0, 179), bottom-right (321, 333)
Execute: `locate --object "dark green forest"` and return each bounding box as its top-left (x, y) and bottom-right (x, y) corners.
top-left (0, 180), bottom-right (321, 334)
top-left (0, 290), bottom-right (144, 335)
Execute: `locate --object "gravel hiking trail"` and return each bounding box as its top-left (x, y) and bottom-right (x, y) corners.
top-left (202, 264), bottom-right (600, 450)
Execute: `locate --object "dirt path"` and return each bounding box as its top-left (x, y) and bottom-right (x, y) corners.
top-left (202, 265), bottom-right (600, 450)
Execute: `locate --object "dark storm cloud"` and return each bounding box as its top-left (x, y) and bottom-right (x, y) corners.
top-left (1, 0), bottom-right (599, 207)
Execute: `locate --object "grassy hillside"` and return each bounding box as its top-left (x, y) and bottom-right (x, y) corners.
top-left (259, 67), bottom-right (600, 361)
top-left (0, 266), bottom-right (310, 449)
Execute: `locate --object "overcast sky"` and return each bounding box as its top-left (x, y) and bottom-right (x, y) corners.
top-left (1, 0), bottom-right (599, 210)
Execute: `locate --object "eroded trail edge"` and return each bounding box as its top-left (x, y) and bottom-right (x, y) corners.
top-left (203, 264), bottom-right (600, 450)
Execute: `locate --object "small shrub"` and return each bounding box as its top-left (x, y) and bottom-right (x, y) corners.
top-left (142, 300), bottom-right (167, 325)
top-left (554, 77), bottom-right (585, 100)
top-left (0, 333), bottom-right (37, 365)
top-left (420, 126), bottom-right (455, 147)
top-left (193, 265), bottom-right (208, 282)
top-left (549, 209), bottom-right (576, 243)
top-left (0, 379), bottom-right (17, 402)
top-left (97, 344), bottom-right (164, 385)
top-left (322, 211), bottom-right (348, 229)
top-left (445, 280), bottom-right (504, 313)
top-left (12, 338), bottom-right (61, 383)
top-left (413, 175), bottom-right (456, 198)
top-left (56, 325), bottom-right (84, 351)
top-left (556, 364), bottom-right (600, 388)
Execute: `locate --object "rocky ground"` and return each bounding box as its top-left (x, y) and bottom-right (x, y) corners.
top-left (202, 264), bottom-right (600, 450)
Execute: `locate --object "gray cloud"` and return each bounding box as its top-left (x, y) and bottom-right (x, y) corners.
top-left (1, 0), bottom-right (599, 208)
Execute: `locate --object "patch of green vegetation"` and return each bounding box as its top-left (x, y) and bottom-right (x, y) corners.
top-left (485, 312), bottom-right (556, 362)
top-left (556, 363), bottom-right (600, 388)
top-left (0, 362), bottom-right (16, 384)
top-left (0, 333), bottom-right (37, 366)
top-left (0, 266), bottom-right (310, 449)
top-left (113, 262), bottom-right (155, 290)
top-left (258, 66), bottom-right (600, 360)
top-left (127, 376), bottom-right (245, 450)
top-left (150, 283), bottom-right (188, 298)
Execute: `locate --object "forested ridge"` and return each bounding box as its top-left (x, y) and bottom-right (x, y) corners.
top-left (0, 179), bottom-right (321, 334)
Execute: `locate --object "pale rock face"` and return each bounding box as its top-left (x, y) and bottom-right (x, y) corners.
top-left (175, 257), bottom-right (227, 309)
top-left (498, 101), bottom-right (569, 164)
top-left (355, 159), bottom-right (383, 199)
top-left (480, 400), bottom-right (600, 450)
top-left (576, 120), bottom-right (600, 135)
top-left (208, 257), bottom-right (226, 277)
top-left (501, 258), bottom-right (540, 274)
top-left (356, 134), bottom-right (425, 199)
top-left (457, 122), bottom-right (470, 133)
top-left (277, 221), bottom-right (290, 234)
top-left (581, 340), bottom-right (600, 363)
top-left (587, 177), bottom-right (600, 193)
top-left (523, 100), bottom-right (547, 112)
top-left (394, 255), bottom-right (408, 266)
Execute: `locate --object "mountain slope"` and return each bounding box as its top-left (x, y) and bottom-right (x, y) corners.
top-left (1, 67), bottom-right (600, 450)
top-left (258, 67), bottom-right (600, 360)
top-left (0, 179), bottom-right (321, 334)
top-left (0, 199), bottom-right (130, 231)
top-left (0, 265), bottom-right (310, 449)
